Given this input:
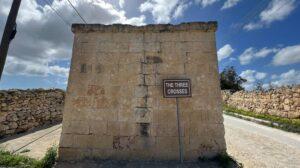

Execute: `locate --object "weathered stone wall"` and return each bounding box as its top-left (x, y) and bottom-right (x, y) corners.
top-left (59, 22), bottom-right (226, 161)
top-left (222, 86), bottom-right (300, 119)
top-left (0, 89), bottom-right (65, 137)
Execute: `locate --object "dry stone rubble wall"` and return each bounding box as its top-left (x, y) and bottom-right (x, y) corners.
top-left (222, 86), bottom-right (300, 119)
top-left (0, 89), bottom-right (65, 138)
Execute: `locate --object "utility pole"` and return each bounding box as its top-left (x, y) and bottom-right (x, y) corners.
top-left (0, 0), bottom-right (22, 80)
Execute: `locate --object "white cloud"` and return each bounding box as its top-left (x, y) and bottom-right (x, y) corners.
top-left (239, 47), bottom-right (278, 65)
top-left (221, 0), bottom-right (242, 10)
top-left (239, 48), bottom-right (255, 65)
top-left (244, 0), bottom-right (296, 31)
top-left (48, 65), bottom-right (70, 77)
top-left (119, 0), bottom-right (125, 8)
top-left (195, 0), bottom-right (219, 8)
top-left (240, 70), bottom-right (268, 90)
top-left (262, 83), bottom-right (270, 89)
top-left (139, 0), bottom-right (190, 23)
top-left (4, 57), bottom-right (69, 78)
top-left (272, 44), bottom-right (300, 66)
top-left (260, 0), bottom-right (296, 24)
top-left (173, 2), bottom-right (192, 19)
top-left (255, 47), bottom-right (279, 58)
top-left (271, 69), bottom-right (300, 86)
top-left (217, 44), bottom-right (234, 61)
top-left (243, 22), bottom-right (263, 31)
top-left (271, 74), bottom-right (278, 79)
top-left (255, 72), bottom-right (267, 80)
top-left (0, 0), bottom-right (145, 81)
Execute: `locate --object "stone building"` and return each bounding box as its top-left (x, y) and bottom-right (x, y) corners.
top-left (58, 22), bottom-right (226, 161)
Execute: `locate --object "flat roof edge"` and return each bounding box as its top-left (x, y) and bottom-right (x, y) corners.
top-left (71, 22), bottom-right (218, 33)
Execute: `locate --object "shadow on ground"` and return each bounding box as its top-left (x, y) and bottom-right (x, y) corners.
top-left (55, 159), bottom-right (242, 168)
top-left (0, 122), bottom-right (61, 142)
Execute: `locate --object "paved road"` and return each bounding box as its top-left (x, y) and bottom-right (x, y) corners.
top-left (1, 115), bottom-right (300, 167)
top-left (224, 115), bottom-right (300, 168)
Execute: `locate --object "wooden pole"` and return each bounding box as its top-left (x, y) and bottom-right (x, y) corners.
top-left (0, 0), bottom-right (22, 80)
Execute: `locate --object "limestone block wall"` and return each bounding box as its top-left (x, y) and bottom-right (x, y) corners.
top-left (59, 22), bottom-right (226, 161)
top-left (0, 89), bottom-right (65, 138)
top-left (222, 85), bottom-right (300, 119)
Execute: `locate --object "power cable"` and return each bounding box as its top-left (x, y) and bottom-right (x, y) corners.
top-left (66, 0), bottom-right (87, 24)
top-left (221, 0), bottom-right (271, 42)
top-left (43, 0), bottom-right (71, 27)
top-left (12, 125), bottom-right (62, 154)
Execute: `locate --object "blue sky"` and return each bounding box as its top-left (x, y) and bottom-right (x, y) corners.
top-left (0, 0), bottom-right (299, 90)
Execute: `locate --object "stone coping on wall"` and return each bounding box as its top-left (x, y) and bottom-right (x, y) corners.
top-left (72, 21), bottom-right (218, 33)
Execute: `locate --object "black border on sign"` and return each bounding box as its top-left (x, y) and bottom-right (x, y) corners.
top-left (163, 79), bottom-right (192, 98)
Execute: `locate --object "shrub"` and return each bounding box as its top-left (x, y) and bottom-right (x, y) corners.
top-left (0, 146), bottom-right (57, 168)
top-left (36, 146), bottom-right (57, 168)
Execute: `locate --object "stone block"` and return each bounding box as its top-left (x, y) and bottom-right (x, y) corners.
top-left (91, 149), bottom-right (113, 159)
top-left (113, 32), bottom-right (143, 43)
top-left (118, 108), bottom-right (134, 122)
top-left (131, 136), bottom-right (156, 150)
top-left (98, 42), bottom-right (118, 53)
top-left (118, 52), bottom-right (143, 64)
top-left (73, 134), bottom-right (92, 148)
top-left (89, 120), bottom-right (107, 135)
top-left (59, 134), bottom-right (74, 148)
top-left (129, 42), bottom-right (143, 52)
top-left (179, 32), bottom-right (214, 42)
top-left (94, 52), bottom-right (119, 65)
top-left (71, 96), bottom-right (93, 109)
top-left (158, 109), bottom-right (177, 123)
top-left (81, 42), bottom-right (97, 55)
top-left (156, 136), bottom-right (179, 152)
top-left (161, 42), bottom-right (182, 53)
top-left (62, 120), bottom-right (89, 134)
top-left (147, 86), bottom-right (161, 98)
top-left (112, 135), bottom-right (136, 150)
top-left (89, 135), bottom-right (113, 149)
top-left (158, 98), bottom-right (176, 109)
top-left (134, 86), bottom-right (148, 98)
top-left (133, 98), bottom-right (147, 107)
top-left (119, 122), bottom-right (137, 136)
top-left (93, 97), bottom-right (111, 109)
top-left (58, 147), bottom-right (91, 161)
top-left (107, 121), bottom-right (120, 136)
top-left (134, 107), bottom-right (152, 123)
top-left (144, 42), bottom-right (160, 52)
top-left (157, 63), bottom-right (185, 75)
top-left (145, 74), bottom-right (159, 86)
top-left (160, 52), bottom-right (185, 64)
top-left (159, 32), bottom-right (180, 42)
top-left (144, 32), bottom-right (159, 43)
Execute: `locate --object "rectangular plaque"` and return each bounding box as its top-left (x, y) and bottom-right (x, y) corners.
top-left (163, 79), bottom-right (191, 98)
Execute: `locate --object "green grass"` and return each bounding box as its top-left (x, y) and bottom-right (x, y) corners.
top-left (0, 146), bottom-right (57, 168)
top-left (198, 153), bottom-right (243, 168)
top-left (0, 149), bottom-right (39, 168)
top-left (37, 146), bottom-right (57, 168)
top-left (223, 105), bottom-right (300, 133)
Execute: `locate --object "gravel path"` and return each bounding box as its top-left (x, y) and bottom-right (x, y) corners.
top-left (0, 124), bottom-right (61, 159)
top-left (224, 115), bottom-right (300, 168)
top-left (1, 115), bottom-right (300, 168)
